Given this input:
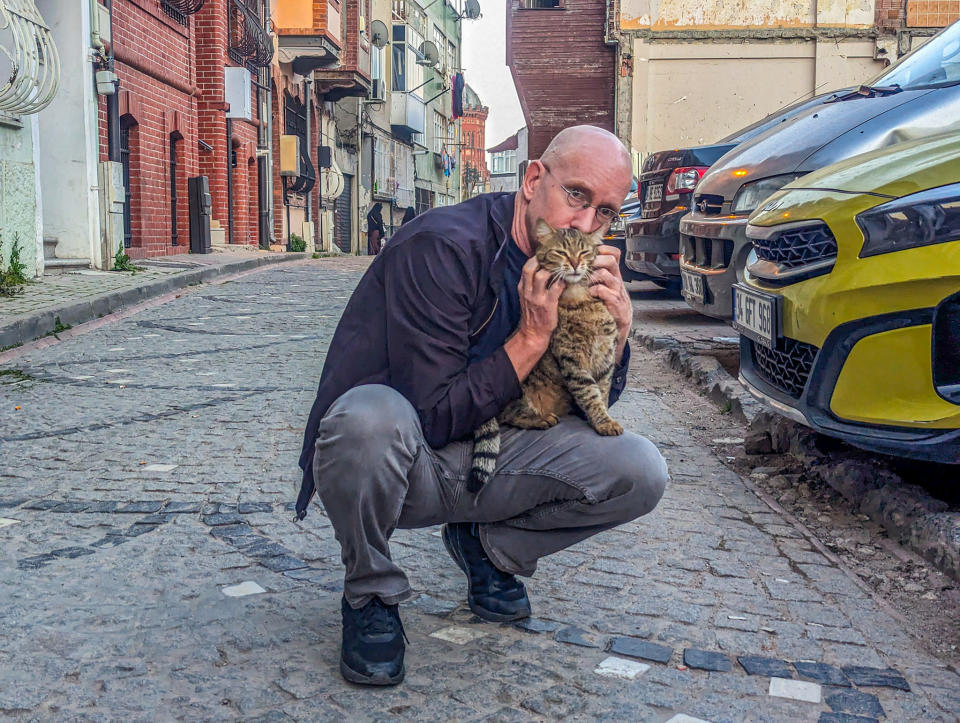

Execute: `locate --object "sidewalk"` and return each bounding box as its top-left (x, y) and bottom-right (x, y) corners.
top-left (0, 246), bottom-right (309, 350)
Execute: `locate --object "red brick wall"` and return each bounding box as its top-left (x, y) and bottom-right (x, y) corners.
top-left (506, 0), bottom-right (616, 159)
top-left (105, 0), bottom-right (199, 258)
top-left (875, 0), bottom-right (905, 30)
top-left (906, 0), bottom-right (960, 26)
top-left (460, 104), bottom-right (489, 193)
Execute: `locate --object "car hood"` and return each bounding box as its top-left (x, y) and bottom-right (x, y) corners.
top-left (697, 86), bottom-right (960, 200)
top-left (779, 132), bottom-right (960, 199)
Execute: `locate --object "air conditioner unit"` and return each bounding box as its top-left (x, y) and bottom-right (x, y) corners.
top-left (368, 79), bottom-right (386, 102)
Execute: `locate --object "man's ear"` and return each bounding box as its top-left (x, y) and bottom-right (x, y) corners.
top-left (521, 160), bottom-right (545, 201)
top-left (535, 218), bottom-right (553, 240)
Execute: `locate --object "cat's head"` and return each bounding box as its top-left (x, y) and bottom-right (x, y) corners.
top-left (534, 220), bottom-right (604, 285)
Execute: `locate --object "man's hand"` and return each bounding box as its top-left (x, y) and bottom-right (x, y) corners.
top-left (589, 244), bottom-right (632, 362)
top-left (504, 256), bottom-right (565, 381)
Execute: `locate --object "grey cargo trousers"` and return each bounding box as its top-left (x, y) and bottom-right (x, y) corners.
top-left (312, 385), bottom-right (670, 609)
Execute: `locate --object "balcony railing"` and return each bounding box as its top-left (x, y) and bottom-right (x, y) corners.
top-left (228, 0), bottom-right (273, 68)
top-left (160, 0), bottom-right (204, 25)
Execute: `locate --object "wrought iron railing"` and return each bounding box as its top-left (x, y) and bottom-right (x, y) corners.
top-left (159, 0), bottom-right (204, 25)
top-left (228, 0), bottom-right (273, 68)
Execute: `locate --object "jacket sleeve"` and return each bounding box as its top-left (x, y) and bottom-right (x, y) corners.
top-left (608, 340), bottom-right (630, 407)
top-left (383, 233), bottom-right (522, 449)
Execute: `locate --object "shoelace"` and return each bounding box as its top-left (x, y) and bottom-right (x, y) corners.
top-left (357, 601), bottom-right (410, 643)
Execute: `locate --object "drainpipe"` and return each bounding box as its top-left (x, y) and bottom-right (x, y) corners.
top-left (227, 118), bottom-right (234, 245)
top-left (103, 0), bottom-right (120, 162)
top-left (304, 76), bottom-right (312, 225)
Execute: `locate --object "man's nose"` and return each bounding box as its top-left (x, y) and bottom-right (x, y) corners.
top-left (568, 206), bottom-right (599, 233)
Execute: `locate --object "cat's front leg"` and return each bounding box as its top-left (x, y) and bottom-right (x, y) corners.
top-left (501, 395), bottom-right (559, 429)
top-left (555, 352), bottom-right (623, 436)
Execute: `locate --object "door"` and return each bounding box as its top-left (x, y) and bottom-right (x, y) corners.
top-left (334, 173), bottom-right (353, 253)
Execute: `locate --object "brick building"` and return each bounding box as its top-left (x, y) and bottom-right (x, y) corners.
top-left (102, 0), bottom-right (271, 258)
top-left (460, 84), bottom-right (489, 198)
top-left (506, 0), bottom-right (616, 160)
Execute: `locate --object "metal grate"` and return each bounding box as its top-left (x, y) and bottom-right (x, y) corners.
top-left (228, 0), bottom-right (273, 68)
top-left (750, 337), bottom-right (818, 399)
top-left (682, 234), bottom-right (733, 270)
top-left (159, 1), bottom-right (189, 25)
top-left (753, 223), bottom-right (838, 270)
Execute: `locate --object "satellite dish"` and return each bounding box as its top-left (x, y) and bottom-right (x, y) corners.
top-left (370, 19), bottom-right (389, 49)
top-left (462, 0), bottom-right (481, 19)
top-left (417, 40), bottom-right (440, 68)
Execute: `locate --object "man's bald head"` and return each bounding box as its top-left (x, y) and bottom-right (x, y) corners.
top-left (540, 126), bottom-right (632, 181)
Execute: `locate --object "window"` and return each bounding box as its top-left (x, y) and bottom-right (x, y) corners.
top-left (491, 150), bottom-right (516, 175)
top-left (447, 40), bottom-right (456, 74)
top-left (371, 44), bottom-right (385, 82)
top-left (392, 25), bottom-right (424, 97)
top-left (432, 25), bottom-right (446, 71)
top-left (170, 135), bottom-right (179, 246)
top-left (519, 0), bottom-right (563, 7)
top-left (120, 121), bottom-right (133, 248)
top-left (433, 111), bottom-right (445, 154)
top-left (373, 135), bottom-right (393, 198)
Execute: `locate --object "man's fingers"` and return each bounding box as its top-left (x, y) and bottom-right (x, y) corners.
top-left (589, 284), bottom-right (617, 303)
top-left (590, 267), bottom-right (620, 289)
top-left (596, 244), bottom-right (622, 262)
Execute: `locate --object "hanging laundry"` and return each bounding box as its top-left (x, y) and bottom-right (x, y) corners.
top-left (451, 73), bottom-right (465, 120)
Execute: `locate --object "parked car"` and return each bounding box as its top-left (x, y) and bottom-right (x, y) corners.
top-left (734, 132), bottom-right (960, 464)
top-left (604, 194), bottom-right (643, 282)
top-left (624, 92), bottom-right (856, 291)
top-left (678, 19), bottom-right (960, 320)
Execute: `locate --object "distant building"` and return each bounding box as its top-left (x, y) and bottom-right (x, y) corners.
top-left (487, 127), bottom-right (528, 194)
top-left (460, 85), bottom-right (489, 198)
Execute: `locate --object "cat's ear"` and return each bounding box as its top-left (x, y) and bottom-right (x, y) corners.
top-left (587, 229), bottom-right (605, 246)
top-left (535, 218), bottom-right (553, 240)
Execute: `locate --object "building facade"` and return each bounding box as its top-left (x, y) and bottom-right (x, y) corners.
top-left (610, 0), bottom-right (960, 158)
top-left (460, 84), bottom-right (489, 198)
top-left (487, 126), bottom-right (527, 193)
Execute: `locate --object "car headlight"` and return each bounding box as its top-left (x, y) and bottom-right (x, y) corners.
top-left (856, 182), bottom-right (960, 258)
top-left (731, 174), bottom-right (803, 214)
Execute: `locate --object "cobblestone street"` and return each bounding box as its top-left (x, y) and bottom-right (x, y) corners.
top-left (1, 258), bottom-right (958, 721)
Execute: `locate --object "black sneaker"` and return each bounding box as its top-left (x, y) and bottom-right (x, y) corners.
top-left (441, 522), bottom-right (532, 623)
top-left (340, 596), bottom-right (406, 686)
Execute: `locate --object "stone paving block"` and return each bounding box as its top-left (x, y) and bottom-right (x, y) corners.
top-left (407, 594), bottom-right (458, 617)
top-left (202, 512), bottom-right (246, 526)
top-left (594, 657), bottom-right (650, 680)
top-left (607, 637), bottom-right (673, 663)
top-left (430, 626), bottom-right (486, 645)
top-left (20, 500), bottom-right (60, 511)
top-left (49, 546), bottom-right (96, 559)
top-left (50, 502), bottom-right (90, 513)
top-left (116, 501), bottom-right (165, 514)
top-left (794, 661), bottom-right (852, 687)
top-left (0, 517), bottom-right (21, 528)
top-left (259, 555), bottom-right (309, 572)
top-left (841, 666), bottom-right (911, 691)
top-left (514, 617), bottom-right (560, 634)
top-left (769, 676), bottom-right (821, 703)
top-left (824, 689), bottom-right (885, 718)
top-left (162, 501), bottom-right (200, 514)
top-left (0, 499), bottom-right (28, 509)
top-left (818, 713), bottom-right (879, 723)
top-left (553, 626), bottom-right (599, 648)
top-left (713, 611), bottom-right (760, 632)
top-left (237, 502), bottom-right (273, 514)
top-left (683, 648), bottom-right (732, 672)
top-left (738, 655), bottom-right (794, 678)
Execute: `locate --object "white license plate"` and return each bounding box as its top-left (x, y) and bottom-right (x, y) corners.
top-left (732, 284), bottom-right (778, 349)
top-left (680, 269), bottom-right (704, 302)
top-left (645, 183), bottom-right (663, 203)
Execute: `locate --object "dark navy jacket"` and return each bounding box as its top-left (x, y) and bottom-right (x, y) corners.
top-left (296, 192), bottom-right (630, 517)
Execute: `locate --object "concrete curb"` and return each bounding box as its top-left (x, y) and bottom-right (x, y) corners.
top-left (0, 254), bottom-right (307, 351)
top-left (631, 328), bottom-right (960, 583)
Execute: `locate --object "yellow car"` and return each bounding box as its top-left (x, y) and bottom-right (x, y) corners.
top-left (734, 133), bottom-right (960, 464)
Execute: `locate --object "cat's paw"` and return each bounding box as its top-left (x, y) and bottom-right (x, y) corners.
top-left (594, 419), bottom-right (623, 436)
top-left (543, 413), bottom-right (559, 427)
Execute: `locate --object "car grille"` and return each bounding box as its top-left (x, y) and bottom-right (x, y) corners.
top-left (693, 193), bottom-right (724, 215)
top-left (681, 234), bottom-right (734, 270)
top-left (750, 337), bottom-right (818, 399)
top-left (753, 223), bottom-right (838, 270)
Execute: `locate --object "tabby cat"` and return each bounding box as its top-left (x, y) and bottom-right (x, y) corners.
top-left (468, 219), bottom-right (622, 492)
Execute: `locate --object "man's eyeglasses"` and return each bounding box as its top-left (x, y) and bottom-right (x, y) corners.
top-left (541, 162), bottom-right (619, 225)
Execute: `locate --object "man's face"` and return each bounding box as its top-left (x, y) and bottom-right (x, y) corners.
top-left (523, 149), bottom-right (632, 245)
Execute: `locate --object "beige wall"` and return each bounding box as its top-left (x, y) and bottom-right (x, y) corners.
top-left (630, 39), bottom-right (882, 154)
top-left (620, 0), bottom-right (875, 30)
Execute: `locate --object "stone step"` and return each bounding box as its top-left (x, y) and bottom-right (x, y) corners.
top-left (43, 257), bottom-right (92, 274)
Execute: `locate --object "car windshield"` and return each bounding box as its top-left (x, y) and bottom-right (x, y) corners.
top-left (871, 21), bottom-right (960, 90)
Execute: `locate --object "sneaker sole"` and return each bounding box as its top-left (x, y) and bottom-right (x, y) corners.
top-left (441, 524), bottom-right (531, 624)
top-left (340, 658), bottom-right (405, 686)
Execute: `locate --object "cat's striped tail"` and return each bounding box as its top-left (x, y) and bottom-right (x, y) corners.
top-left (469, 417), bottom-right (501, 492)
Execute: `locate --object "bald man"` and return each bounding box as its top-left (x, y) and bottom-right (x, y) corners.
top-left (297, 125), bottom-right (669, 685)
